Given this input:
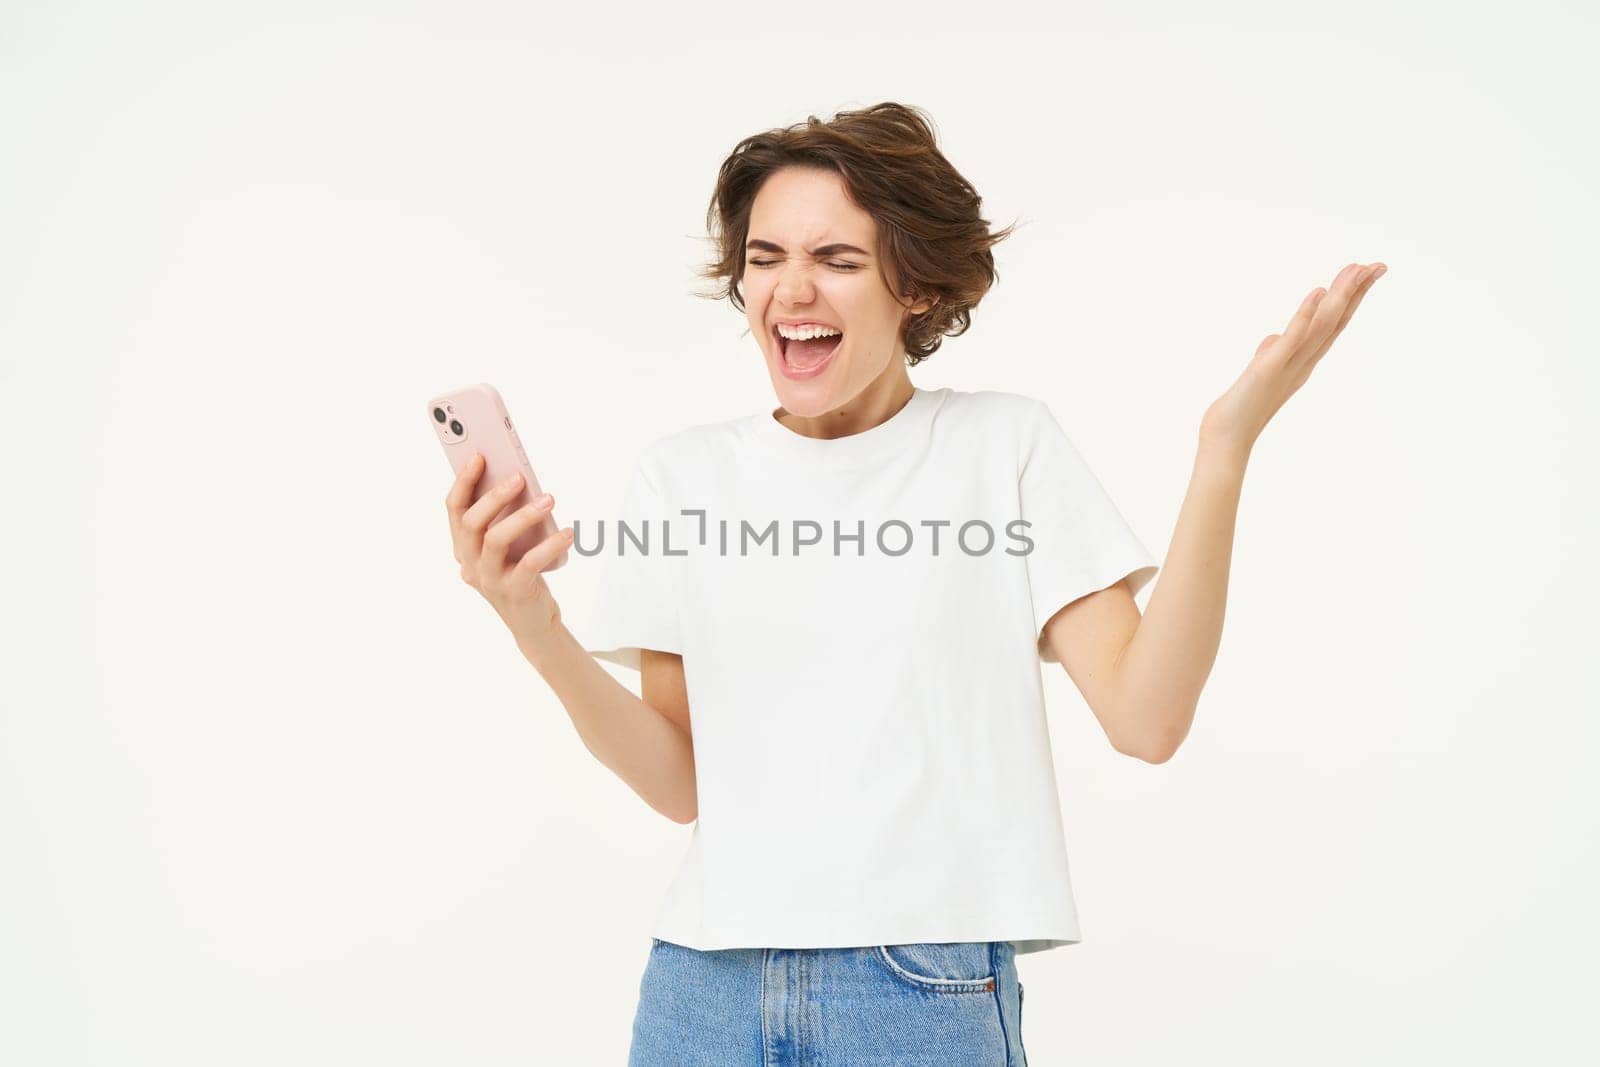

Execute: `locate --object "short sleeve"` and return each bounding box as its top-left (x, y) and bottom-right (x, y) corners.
top-left (1018, 400), bottom-right (1160, 664)
top-left (578, 452), bottom-right (683, 671)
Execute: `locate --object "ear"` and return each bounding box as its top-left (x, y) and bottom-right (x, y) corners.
top-left (908, 294), bottom-right (939, 315)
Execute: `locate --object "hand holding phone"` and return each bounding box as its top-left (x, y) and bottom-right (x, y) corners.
top-left (430, 383), bottom-right (573, 657)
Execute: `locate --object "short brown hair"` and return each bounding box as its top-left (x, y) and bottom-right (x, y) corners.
top-left (695, 102), bottom-right (1019, 367)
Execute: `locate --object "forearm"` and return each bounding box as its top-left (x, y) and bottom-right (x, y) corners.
top-left (1113, 437), bottom-right (1249, 761)
top-left (521, 622), bottom-right (697, 824)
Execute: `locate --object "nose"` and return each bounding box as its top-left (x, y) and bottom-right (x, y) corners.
top-left (773, 259), bottom-right (817, 306)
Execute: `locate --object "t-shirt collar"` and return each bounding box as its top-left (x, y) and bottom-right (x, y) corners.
top-left (750, 386), bottom-right (942, 467)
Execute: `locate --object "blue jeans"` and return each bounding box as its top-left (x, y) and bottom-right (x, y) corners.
top-left (628, 938), bottom-right (1029, 1065)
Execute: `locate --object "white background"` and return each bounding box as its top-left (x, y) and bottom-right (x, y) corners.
top-left (4, 1), bottom-right (1595, 1063)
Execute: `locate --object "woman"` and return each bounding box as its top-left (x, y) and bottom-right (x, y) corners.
top-left (444, 102), bottom-right (1384, 1065)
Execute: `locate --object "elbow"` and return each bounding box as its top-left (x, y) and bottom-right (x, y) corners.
top-left (1117, 730), bottom-right (1183, 765)
top-left (665, 786), bottom-right (698, 824)
top-left (1115, 701), bottom-right (1193, 764)
top-left (656, 802), bottom-right (696, 824)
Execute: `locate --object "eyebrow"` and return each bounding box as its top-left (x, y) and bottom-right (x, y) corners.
top-left (745, 239), bottom-right (871, 257)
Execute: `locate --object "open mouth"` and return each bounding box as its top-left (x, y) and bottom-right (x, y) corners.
top-left (775, 326), bottom-right (845, 372)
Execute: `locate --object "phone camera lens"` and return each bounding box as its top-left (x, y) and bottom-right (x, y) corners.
top-left (450, 419), bottom-right (464, 435)
top-left (432, 407), bottom-right (446, 423)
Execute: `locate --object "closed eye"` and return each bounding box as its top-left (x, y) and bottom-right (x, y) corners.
top-left (749, 259), bottom-right (862, 271)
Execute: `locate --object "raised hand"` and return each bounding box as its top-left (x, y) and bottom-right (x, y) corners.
top-left (1201, 261), bottom-right (1387, 457)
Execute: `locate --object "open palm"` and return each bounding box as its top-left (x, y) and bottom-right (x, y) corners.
top-left (1203, 260), bottom-right (1387, 455)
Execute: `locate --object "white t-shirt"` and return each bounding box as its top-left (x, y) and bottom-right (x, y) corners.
top-left (578, 386), bottom-right (1159, 956)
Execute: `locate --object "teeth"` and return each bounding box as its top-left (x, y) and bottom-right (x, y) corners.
top-left (776, 324), bottom-right (842, 341)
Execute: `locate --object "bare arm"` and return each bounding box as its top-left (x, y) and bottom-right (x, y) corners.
top-left (1115, 442), bottom-right (1244, 762)
top-left (1041, 577), bottom-right (1149, 760)
top-left (522, 624), bottom-right (697, 824)
top-left (1042, 437), bottom-right (1242, 763)
top-left (1047, 260), bottom-right (1387, 763)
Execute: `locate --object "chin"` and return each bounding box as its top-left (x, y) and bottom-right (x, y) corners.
top-left (770, 358), bottom-right (850, 409)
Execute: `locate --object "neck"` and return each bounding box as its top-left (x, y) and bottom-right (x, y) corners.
top-left (775, 366), bottom-right (916, 440)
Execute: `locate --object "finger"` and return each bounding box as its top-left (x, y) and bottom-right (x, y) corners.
top-left (445, 453), bottom-right (487, 564)
top-left (454, 472), bottom-right (528, 570)
top-left (461, 470), bottom-right (526, 536)
top-left (512, 524), bottom-right (576, 581)
top-left (1316, 262), bottom-right (1375, 326)
top-left (444, 452), bottom-right (486, 517)
top-left (1274, 287), bottom-right (1327, 360)
top-left (1306, 263), bottom-right (1385, 366)
top-left (481, 493), bottom-right (556, 573)
top-left (1284, 263), bottom-right (1369, 366)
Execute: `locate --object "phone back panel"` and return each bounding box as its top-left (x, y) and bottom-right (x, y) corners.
top-left (427, 382), bottom-right (568, 570)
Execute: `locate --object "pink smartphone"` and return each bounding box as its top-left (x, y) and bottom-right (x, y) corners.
top-left (427, 382), bottom-right (569, 571)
